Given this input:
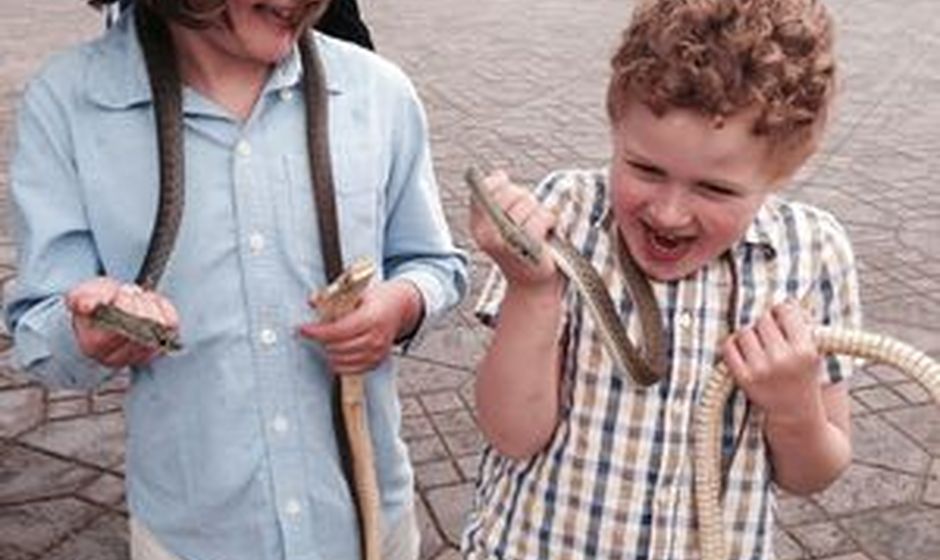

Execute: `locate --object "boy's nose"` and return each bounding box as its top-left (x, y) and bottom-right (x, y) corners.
top-left (646, 186), bottom-right (692, 229)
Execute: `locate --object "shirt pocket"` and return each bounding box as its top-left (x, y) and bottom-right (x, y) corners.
top-left (282, 147), bottom-right (382, 282)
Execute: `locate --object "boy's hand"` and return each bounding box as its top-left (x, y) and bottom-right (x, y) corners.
top-left (469, 170), bottom-right (560, 291)
top-left (722, 301), bottom-right (823, 421)
top-left (67, 277), bottom-right (179, 368)
top-left (299, 279), bottom-right (421, 375)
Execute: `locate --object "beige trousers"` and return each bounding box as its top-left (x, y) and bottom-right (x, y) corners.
top-left (130, 508), bottom-right (421, 560)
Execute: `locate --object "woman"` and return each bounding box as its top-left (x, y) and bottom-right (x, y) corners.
top-left (6, 1), bottom-right (466, 558)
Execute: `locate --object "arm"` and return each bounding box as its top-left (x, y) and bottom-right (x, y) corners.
top-left (299, 69), bottom-right (467, 372)
top-left (4, 75), bottom-right (111, 389)
top-left (6, 72), bottom-right (179, 387)
top-left (765, 375), bottom-right (851, 494)
top-left (475, 281), bottom-right (565, 460)
top-left (470, 171), bottom-right (566, 460)
top-left (722, 302), bottom-right (851, 494)
top-left (724, 213), bottom-right (860, 494)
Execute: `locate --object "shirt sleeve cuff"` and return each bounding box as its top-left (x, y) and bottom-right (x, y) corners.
top-left (14, 297), bottom-right (113, 390)
top-left (390, 269), bottom-right (448, 353)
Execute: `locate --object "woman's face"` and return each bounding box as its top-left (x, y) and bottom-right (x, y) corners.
top-left (180, 0), bottom-right (328, 65)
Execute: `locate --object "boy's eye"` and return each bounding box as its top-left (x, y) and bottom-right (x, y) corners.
top-left (696, 181), bottom-right (739, 197)
top-left (627, 160), bottom-right (667, 179)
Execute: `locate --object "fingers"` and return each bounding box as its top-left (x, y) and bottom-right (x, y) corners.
top-left (298, 317), bottom-right (386, 375)
top-left (66, 277), bottom-right (122, 316)
top-left (298, 283), bottom-right (402, 375)
top-left (470, 170), bottom-right (556, 242)
top-left (67, 277), bottom-right (180, 367)
top-left (99, 341), bottom-right (161, 368)
top-left (773, 301), bottom-right (814, 353)
top-left (112, 284), bottom-right (177, 329)
top-left (723, 300), bottom-right (821, 392)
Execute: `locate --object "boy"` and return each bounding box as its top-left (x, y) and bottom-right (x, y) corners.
top-left (463, 0), bottom-right (859, 558)
top-left (6, 0), bottom-right (466, 559)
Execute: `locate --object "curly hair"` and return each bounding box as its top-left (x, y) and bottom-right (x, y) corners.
top-left (608, 0), bottom-right (837, 179)
top-left (87, 0), bottom-right (225, 28)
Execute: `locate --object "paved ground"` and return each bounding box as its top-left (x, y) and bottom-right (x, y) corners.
top-left (1, 1), bottom-right (939, 559)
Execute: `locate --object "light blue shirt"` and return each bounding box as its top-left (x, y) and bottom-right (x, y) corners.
top-left (6, 13), bottom-right (467, 560)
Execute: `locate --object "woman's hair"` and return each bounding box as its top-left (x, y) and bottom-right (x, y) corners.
top-left (607, 0), bottom-right (837, 180)
top-left (87, 0), bottom-right (225, 28)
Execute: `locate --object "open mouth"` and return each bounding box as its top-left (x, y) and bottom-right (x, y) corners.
top-left (643, 224), bottom-right (694, 261)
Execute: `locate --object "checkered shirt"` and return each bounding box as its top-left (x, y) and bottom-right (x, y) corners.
top-left (462, 169), bottom-right (861, 560)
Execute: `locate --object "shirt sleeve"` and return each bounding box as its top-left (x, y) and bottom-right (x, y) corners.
top-left (4, 74), bottom-right (114, 390)
top-left (380, 70), bottom-right (468, 348)
top-left (812, 211), bottom-right (862, 384)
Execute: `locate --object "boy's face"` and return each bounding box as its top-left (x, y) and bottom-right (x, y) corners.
top-left (186, 0), bottom-right (327, 65)
top-left (610, 102), bottom-right (777, 282)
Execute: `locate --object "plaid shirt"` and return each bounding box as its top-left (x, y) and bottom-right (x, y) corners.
top-left (463, 169), bottom-right (861, 560)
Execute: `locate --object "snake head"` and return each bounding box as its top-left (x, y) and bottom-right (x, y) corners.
top-left (310, 258), bottom-right (376, 322)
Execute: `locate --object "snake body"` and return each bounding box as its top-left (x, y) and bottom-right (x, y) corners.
top-left (694, 327), bottom-right (940, 560)
top-left (465, 166), bottom-right (667, 386)
top-left (94, 7), bottom-right (382, 559)
top-left (87, 6), bottom-right (183, 350)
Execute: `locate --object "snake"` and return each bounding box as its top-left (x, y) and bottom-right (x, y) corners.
top-left (89, 6), bottom-right (383, 559)
top-left (467, 168), bottom-right (940, 558)
top-left (694, 328), bottom-right (940, 560)
top-left (465, 166), bottom-right (668, 386)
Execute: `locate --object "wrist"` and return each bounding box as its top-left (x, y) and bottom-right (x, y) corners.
top-left (504, 276), bottom-right (564, 306)
top-left (763, 389), bottom-right (826, 434)
top-left (390, 279), bottom-right (424, 340)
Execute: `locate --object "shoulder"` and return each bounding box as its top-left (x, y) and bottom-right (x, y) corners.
top-left (20, 16), bottom-right (143, 113)
top-left (317, 33), bottom-right (418, 100)
top-left (534, 168), bottom-right (610, 234)
top-left (764, 197), bottom-right (848, 244)
top-left (21, 39), bottom-right (97, 105)
top-left (752, 196), bottom-right (853, 260)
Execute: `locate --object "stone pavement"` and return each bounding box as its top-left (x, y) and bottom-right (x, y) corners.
top-left (1, 0), bottom-right (938, 559)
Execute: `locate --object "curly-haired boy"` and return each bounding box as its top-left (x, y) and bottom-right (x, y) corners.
top-left (463, 0), bottom-right (859, 558)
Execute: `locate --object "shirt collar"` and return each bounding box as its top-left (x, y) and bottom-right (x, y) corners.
top-left (738, 199), bottom-right (779, 259)
top-left (86, 12), bottom-right (343, 110)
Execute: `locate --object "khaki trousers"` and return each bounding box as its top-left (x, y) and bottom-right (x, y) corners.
top-left (130, 508), bottom-right (421, 560)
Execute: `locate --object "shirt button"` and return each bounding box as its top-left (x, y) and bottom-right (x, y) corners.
top-left (272, 415), bottom-right (289, 434)
top-left (671, 405), bottom-right (684, 422)
top-left (280, 89), bottom-right (294, 101)
top-left (259, 328), bottom-right (277, 346)
top-left (248, 232), bottom-right (265, 254)
top-left (236, 139), bottom-right (252, 157)
top-left (678, 310), bottom-right (693, 331)
top-left (657, 489), bottom-right (672, 508)
top-left (285, 499), bottom-right (302, 517)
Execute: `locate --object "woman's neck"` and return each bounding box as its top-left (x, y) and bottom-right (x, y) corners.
top-left (168, 24), bottom-right (272, 121)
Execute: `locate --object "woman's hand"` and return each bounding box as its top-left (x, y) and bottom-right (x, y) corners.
top-left (66, 277), bottom-right (179, 368)
top-left (299, 279), bottom-right (422, 375)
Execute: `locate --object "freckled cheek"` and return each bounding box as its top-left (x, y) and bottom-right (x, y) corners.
top-left (609, 176), bottom-right (648, 220)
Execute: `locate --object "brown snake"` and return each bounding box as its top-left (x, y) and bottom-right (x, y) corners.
top-left (466, 166), bottom-right (668, 386)
top-left (92, 7), bottom-right (382, 559)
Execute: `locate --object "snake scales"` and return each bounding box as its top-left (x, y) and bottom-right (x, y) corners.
top-left (465, 166), bottom-right (668, 386)
top-left (89, 6), bottom-right (383, 560)
top-left (467, 167), bottom-right (940, 559)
